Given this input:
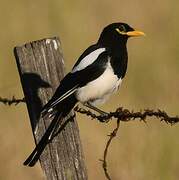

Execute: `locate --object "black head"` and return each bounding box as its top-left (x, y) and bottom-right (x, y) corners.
top-left (98, 22), bottom-right (145, 48)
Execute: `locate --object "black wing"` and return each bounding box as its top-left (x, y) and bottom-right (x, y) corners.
top-left (41, 49), bottom-right (110, 116)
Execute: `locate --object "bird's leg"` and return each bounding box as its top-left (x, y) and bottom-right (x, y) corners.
top-left (84, 103), bottom-right (109, 116)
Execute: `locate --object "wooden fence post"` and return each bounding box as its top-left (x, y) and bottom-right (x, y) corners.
top-left (14, 37), bottom-right (88, 180)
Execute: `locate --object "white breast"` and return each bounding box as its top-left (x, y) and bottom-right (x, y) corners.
top-left (75, 62), bottom-right (122, 105)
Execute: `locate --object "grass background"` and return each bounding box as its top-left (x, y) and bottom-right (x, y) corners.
top-left (0, 0), bottom-right (179, 179)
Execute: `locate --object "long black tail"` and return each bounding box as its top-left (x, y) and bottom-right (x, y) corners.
top-left (23, 112), bottom-right (62, 166)
top-left (23, 95), bottom-right (77, 167)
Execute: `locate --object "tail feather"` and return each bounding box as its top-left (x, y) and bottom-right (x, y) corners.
top-left (24, 112), bottom-right (62, 166)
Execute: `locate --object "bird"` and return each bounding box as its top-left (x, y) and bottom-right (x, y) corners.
top-left (24, 22), bottom-right (145, 166)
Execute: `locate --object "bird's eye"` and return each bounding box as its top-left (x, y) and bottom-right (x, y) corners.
top-left (118, 25), bottom-right (126, 32)
top-left (115, 25), bottom-right (127, 35)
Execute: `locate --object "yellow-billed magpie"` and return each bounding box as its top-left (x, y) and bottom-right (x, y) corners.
top-left (24, 22), bottom-right (145, 166)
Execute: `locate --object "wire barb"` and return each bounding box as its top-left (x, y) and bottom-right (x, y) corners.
top-left (0, 96), bottom-right (25, 105)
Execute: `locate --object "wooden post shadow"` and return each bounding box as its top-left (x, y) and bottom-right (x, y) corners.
top-left (14, 37), bottom-right (88, 180)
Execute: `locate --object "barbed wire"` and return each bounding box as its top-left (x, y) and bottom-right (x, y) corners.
top-left (74, 106), bottom-right (179, 125)
top-left (99, 119), bottom-right (120, 180)
top-left (74, 106), bottom-right (179, 179)
top-left (1, 96), bottom-right (179, 180)
top-left (2, 96), bottom-right (178, 125)
top-left (0, 96), bottom-right (25, 105)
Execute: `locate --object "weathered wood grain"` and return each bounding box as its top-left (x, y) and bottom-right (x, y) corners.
top-left (14, 37), bottom-right (88, 180)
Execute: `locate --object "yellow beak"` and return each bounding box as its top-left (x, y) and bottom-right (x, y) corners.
top-left (126, 30), bottom-right (145, 37)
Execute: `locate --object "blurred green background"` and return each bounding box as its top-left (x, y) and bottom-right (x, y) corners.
top-left (0, 0), bottom-right (179, 179)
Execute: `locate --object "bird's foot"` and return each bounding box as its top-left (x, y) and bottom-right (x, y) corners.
top-left (83, 103), bottom-right (111, 122)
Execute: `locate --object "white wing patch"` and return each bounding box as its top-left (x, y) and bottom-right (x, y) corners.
top-left (49, 85), bottom-right (78, 108)
top-left (71, 48), bottom-right (106, 73)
